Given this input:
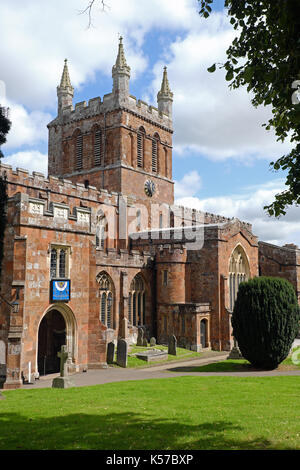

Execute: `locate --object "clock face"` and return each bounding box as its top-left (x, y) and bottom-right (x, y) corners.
top-left (144, 179), bottom-right (156, 197)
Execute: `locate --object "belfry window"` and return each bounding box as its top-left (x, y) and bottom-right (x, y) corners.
top-left (50, 246), bottom-right (70, 279)
top-left (94, 128), bottom-right (103, 166)
top-left (128, 274), bottom-right (145, 326)
top-left (229, 245), bottom-right (250, 311)
top-left (97, 273), bottom-right (114, 329)
top-left (152, 134), bottom-right (159, 173)
top-left (137, 127), bottom-right (145, 168)
top-left (75, 133), bottom-right (83, 170)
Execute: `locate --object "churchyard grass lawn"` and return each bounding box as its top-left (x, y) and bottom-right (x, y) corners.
top-left (1, 376), bottom-right (300, 450)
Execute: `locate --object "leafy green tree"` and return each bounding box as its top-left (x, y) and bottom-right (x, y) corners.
top-left (232, 277), bottom-right (300, 369)
top-left (200, 0), bottom-right (300, 216)
top-left (0, 106), bottom-right (11, 277)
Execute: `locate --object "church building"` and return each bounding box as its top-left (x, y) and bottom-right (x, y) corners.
top-left (1, 38), bottom-right (299, 389)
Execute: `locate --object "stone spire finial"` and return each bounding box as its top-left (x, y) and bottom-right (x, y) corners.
top-left (112, 37), bottom-right (131, 102)
top-left (59, 59), bottom-right (74, 91)
top-left (157, 66), bottom-right (173, 100)
top-left (113, 36), bottom-right (131, 75)
top-left (157, 66), bottom-right (173, 116)
top-left (57, 59), bottom-right (74, 114)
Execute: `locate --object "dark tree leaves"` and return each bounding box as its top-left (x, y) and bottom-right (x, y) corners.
top-left (0, 106), bottom-right (11, 277)
top-left (199, 0), bottom-right (300, 216)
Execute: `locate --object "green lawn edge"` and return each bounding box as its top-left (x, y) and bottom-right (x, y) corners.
top-left (1, 375), bottom-right (300, 450)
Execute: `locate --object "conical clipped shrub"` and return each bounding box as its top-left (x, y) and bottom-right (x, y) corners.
top-left (232, 276), bottom-right (300, 370)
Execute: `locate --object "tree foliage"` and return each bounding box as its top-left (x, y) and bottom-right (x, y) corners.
top-left (232, 277), bottom-right (300, 370)
top-left (200, 0), bottom-right (300, 216)
top-left (0, 106), bottom-right (11, 278)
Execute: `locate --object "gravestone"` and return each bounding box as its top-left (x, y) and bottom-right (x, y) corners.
top-left (150, 337), bottom-right (156, 347)
top-left (143, 338), bottom-right (148, 347)
top-left (116, 339), bottom-right (128, 368)
top-left (137, 327), bottom-right (144, 346)
top-left (227, 337), bottom-right (243, 360)
top-left (168, 335), bottom-right (177, 356)
top-left (52, 345), bottom-right (74, 389)
top-left (107, 342), bottom-right (115, 364)
top-left (136, 349), bottom-right (168, 362)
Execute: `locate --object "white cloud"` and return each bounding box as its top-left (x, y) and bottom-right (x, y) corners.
top-left (1, 0), bottom-right (291, 165)
top-left (2, 100), bottom-right (51, 150)
top-left (175, 178), bottom-right (300, 247)
top-left (0, 0), bottom-right (202, 152)
top-left (0, 0), bottom-right (199, 111)
top-left (174, 170), bottom-right (201, 198)
top-left (149, 12), bottom-right (292, 162)
top-left (3, 151), bottom-right (48, 175)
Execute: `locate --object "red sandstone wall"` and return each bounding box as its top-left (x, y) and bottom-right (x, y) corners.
top-left (259, 241), bottom-right (300, 303)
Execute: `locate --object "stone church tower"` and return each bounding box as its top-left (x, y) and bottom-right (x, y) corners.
top-left (48, 38), bottom-right (174, 222)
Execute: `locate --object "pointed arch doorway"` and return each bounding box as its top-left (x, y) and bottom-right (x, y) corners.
top-left (37, 305), bottom-right (77, 376)
top-left (38, 310), bottom-right (66, 375)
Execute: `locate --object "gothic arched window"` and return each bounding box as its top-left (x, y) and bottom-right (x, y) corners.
top-left (128, 274), bottom-right (145, 326)
top-left (228, 245), bottom-right (250, 311)
top-left (50, 246), bottom-right (70, 279)
top-left (97, 272), bottom-right (114, 329)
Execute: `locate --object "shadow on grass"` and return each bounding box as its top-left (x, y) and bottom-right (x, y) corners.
top-left (168, 359), bottom-right (300, 374)
top-left (0, 409), bottom-right (292, 450)
top-left (167, 360), bottom-right (256, 373)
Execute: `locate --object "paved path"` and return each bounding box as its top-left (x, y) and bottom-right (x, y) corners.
top-left (20, 351), bottom-right (300, 390)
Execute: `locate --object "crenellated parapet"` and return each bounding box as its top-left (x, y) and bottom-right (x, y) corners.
top-left (48, 92), bottom-right (173, 132)
top-left (172, 204), bottom-right (253, 233)
top-left (0, 163), bottom-right (120, 207)
top-left (95, 246), bottom-right (154, 269)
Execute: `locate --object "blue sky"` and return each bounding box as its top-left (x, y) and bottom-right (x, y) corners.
top-left (1, 0), bottom-right (299, 246)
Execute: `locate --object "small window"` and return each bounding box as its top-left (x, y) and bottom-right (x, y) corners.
top-left (98, 273), bottom-right (114, 329)
top-left (50, 246), bottom-right (70, 279)
top-left (50, 249), bottom-right (57, 279)
top-left (129, 274), bottom-right (145, 327)
top-left (59, 249), bottom-right (66, 278)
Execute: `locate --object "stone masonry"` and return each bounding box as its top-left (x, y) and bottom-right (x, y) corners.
top-left (0, 38), bottom-right (299, 388)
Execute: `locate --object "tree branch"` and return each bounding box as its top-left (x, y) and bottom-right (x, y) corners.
top-left (79, 0), bottom-right (110, 28)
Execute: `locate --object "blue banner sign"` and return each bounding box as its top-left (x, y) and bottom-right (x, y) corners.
top-left (51, 280), bottom-right (71, 302)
